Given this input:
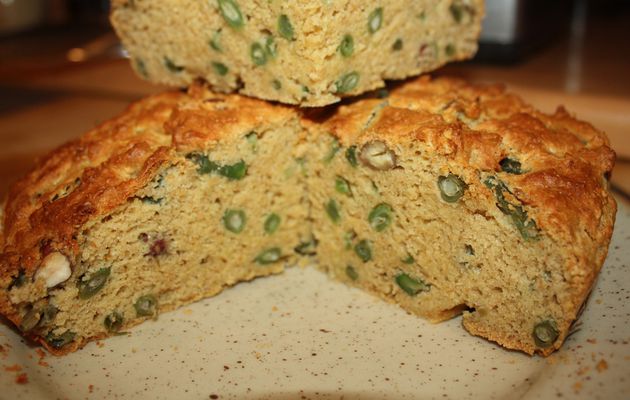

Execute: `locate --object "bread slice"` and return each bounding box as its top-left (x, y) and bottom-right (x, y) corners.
top-left (110, 0), bottom-right (483, 106)
top-left (0, 77), bottom-right (615, 356)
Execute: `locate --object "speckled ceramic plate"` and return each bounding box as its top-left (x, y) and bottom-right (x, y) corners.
top-left (1, 201), bottom-right (629, 400)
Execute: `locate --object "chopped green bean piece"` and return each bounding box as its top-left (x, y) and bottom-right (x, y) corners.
top-left (533, 320), bottom-right (559, 348)
top-left (134, 294), bottom-right (158, 317)
top-left (223, 209), bottom-right (246, 233)
top-left (345, 145), bottom-right (358, 167)
top-left (219, 160), bottom-right (247, 180)
top-left (278, 14), bottom-right (295, 40)
top-left (438, 174), bottom-right (467, 203)
top-left (486, 177), bottom-right (540, 240)
top-left (354, 240), bottom-right (372, 263)
top-left (135, 58), bottom-right (148, 78)
top-left (250, 42), bottom-right (267, 66)
top-left (450, 1), bottom-right (464, 23)
top-left (325, 199), bottom-right (341, 224)
top-left (37, 304), bottom-right (58, 329)
top-left (375, 88), bottom-right (389, 98)
top-left (294, 237), bottom-right (318, 255)
top-left (339, 34), bottom-right (354, 57)
top-left (323, 136), bottom-right (341, 163)
top-left (104, 311), bottom-right (124, 333)
top-left (402, 254), bottom-right (415, 264)
top-left (46, 330), bottom-right (76, 349)
top-left (210, 30), bottom-right (222, 52)
top-left (335, 176), bottom-right (352, 196)
top-left (272, 79), bottom-right (282, 90)
top-left (255, 247), bottom-right (282, 264)
top-left (368, 7), bottom-right (383, 33)
top-left (218, 0), bottom-right (244, 28)
top-left (186, 153), bottom-right (219, 175)
top-left (344, 230), bottom-right (357, 250)
top-left (336, 72), bottom-right (360, 94)
top-left (392, 38), bottom-right (403, 51)
top-left (445, 43), bottom-right (456, 57)
top-left (345, 265), bottom-right (359, 281)
top-left (8, 269), bottom-right (26, 290)
top-left (77, 267), bottom-right (111, 299)
top-left (264, 213), bottom-right (281, 234)
top-left (396, 273), bottom-right (430, 296)
top-left (140, 196), bottom-right (162, 205)
top-left (265, 36), bottom-right (277, 58)
top-left (20, 307), bottom-right (42, 332)
top-left (368, 203), bottom-right (393, 232)
top-left (499, 157), bottom-right (523, 174)
top-left (212, 62), bottom-right (229, 76)
top-left (246, 132), bottom-right (258, 153)
top-left (164, 57), bottom-right (184, 73)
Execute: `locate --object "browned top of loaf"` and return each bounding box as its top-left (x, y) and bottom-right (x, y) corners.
top-left (0, 76), bottom-right (616, 322)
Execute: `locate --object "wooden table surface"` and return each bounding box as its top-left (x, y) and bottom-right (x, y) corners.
top-left (1, 58), bottom-right (629, 204)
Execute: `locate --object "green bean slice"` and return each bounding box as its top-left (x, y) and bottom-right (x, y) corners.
top-left (395, 273), bottom-right (429, 296)
top-left (210, 30), bottom-right (222, 52)
top-left (218, 0), bottom-right (244, 28)
top-left (402, 254), bottom-right (415, 264)
top-left (164, 57), bottom-right (184, 73)
top-left (77, 267), bottom-right (111, 299)
top-left (219, 160), bottom-right (247, 180)
top-left (250, 42), bottom-right (267, 66)
top-left (499, 157), bottom-right (523, 174)
top-left (186, 153), bottom-right (219, 175)
top-left (325, 199), bottom-right (341, 224)
top-left (438, 174), bottom-right (467, 203)
top-left (134, 294), bottom-right (158, 317)
top-left (255, 247), bottom-right (282, 264)
top-left (8, 269), bottom-right (26, 290)
top-left (265, 36), bottom-right (277, 58)
top-left (368, 203), bottom-right (393, 232)
top-left (264, 213), bottom-right (281, 234)
top-left (336, 72), bottom-right (360, 94)
top-left (212, 62), bottom-right (229, 76)
top-left (278, 14), bottom-right (295, 40)
top-left (46, 330), bottom-right (76, 349)
top-left (339, 34), bottom-right (354, 57)
top-left (223, 209), bottom-right (246, 233)
top-left (354, 240), bottom-right (372, 263)
top-left (335, 176), bottom-right (352, 196)
top-left (345, 265), bottom-right (359, 281)
top-left (104, 311), bottom-right (124, 333)
top-left (345, 145), bottom-right (358, 167)
top-left (368, 7), bottom-right (383, 33)
top-left (533, 320), bottom-right (559, 348)
top-left (323, 137), bottom-right (341, 163)
top-left (294, 237), bottom-right (318, 255)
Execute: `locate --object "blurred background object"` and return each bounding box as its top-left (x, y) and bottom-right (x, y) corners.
top-left (0, 0), bottom-right (629, 200)
top-left (0, 0), bottom-right (45, 36)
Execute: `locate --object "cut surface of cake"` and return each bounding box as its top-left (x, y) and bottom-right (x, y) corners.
top-left (0, 77), bottom-right (616, 356)
top-left (110, 0), bottom-right (484, 106)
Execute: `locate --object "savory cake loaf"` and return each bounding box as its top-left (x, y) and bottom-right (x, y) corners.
top-left (110, 0), bottom-right (484, 106)
top-left (0, 77), bottom-right (615, 356)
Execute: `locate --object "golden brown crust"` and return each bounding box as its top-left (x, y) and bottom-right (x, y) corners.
top-left (0, 76), bottom-right (616, 355)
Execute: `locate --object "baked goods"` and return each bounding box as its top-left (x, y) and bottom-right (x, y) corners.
top-left (110, 0), bottom-right (484, 106)
top-left (0, 77), bottom-right (616, 356)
